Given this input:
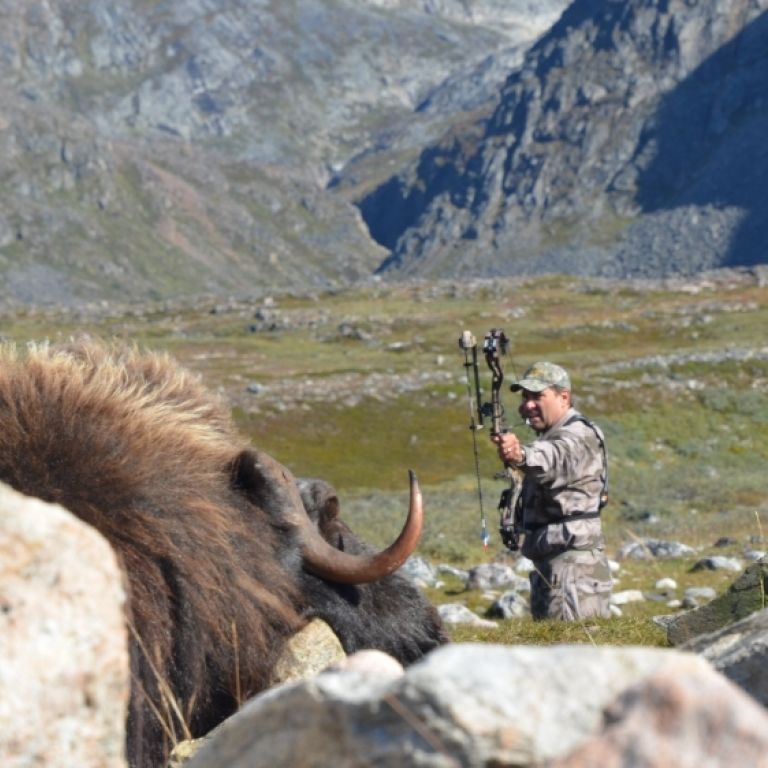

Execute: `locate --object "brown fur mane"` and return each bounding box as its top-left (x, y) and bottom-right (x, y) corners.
top-left (0, 340), bottom-right (305, 764)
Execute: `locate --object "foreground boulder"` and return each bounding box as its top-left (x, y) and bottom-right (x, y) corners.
top-left (550, 657), bottom-right (768, 767)
top-left (184, 643), bottom-right (766, 767)
top-left (0, 483), bottom-right (129, 768)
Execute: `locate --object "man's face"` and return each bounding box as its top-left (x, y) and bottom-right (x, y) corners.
top-left (518, 387), bottom-right (570, 431)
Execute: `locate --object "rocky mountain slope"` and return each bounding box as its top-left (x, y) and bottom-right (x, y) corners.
top-left (0, 0), bottom-right (565, 307)
top-left (365, 0), bottom-right (768, 280)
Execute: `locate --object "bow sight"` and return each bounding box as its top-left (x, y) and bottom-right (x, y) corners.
top-left (458, 328), bottom-right (524, 550)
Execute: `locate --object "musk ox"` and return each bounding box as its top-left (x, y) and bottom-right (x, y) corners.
top-left (0, 340), bottom-right (448, 767)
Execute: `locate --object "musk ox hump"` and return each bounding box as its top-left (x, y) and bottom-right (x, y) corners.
top-left (231, 450), bottom-right (422, 584)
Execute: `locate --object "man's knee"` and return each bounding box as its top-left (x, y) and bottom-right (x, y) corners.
top-left (530, 551), bottom-right (612, 620)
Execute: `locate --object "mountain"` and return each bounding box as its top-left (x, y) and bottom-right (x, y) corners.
top-left (0, 0), bottom-right (565, 307)
top-left (364, 0), bottom-right (768, 280)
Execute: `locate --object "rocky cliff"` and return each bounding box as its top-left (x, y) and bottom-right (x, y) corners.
top-left (365, 0), bottom-right (768, 280)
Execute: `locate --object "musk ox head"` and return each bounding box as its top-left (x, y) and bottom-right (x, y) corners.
top-left (0, 340), bottom-right (447, 767)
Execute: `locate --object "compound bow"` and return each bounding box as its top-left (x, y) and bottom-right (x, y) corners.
top-left (459, 328), bottom-right (524, 550)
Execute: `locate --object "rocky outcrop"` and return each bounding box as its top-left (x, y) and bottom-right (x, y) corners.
top-left (666, 556), bottom-right (768, 645)
top-left (369, 0), bottom-right (768, 280)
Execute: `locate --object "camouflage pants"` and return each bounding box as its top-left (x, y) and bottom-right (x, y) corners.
top-left (529, 549), bottom-right (612, 621)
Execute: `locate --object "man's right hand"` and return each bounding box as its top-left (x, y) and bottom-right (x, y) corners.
top-left (492, 432), bottom-right (524, 465)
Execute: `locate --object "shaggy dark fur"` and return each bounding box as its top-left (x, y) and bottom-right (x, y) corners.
top-left (0, 341), bottom-right (447, 767)
top-left (298, 478), bottom-right (449, 663)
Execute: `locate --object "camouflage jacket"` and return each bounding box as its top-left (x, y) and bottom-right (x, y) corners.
top-left (519, 407), bottom-right (607, 561)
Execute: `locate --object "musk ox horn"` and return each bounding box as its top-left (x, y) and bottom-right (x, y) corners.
top-left (299, 469), bottom-right (422, 584)
top-left (233, 450), bottom-right (423, 585)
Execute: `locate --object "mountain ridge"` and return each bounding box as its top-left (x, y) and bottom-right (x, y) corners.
top-left (0, 0), bottom-right (566, 306)
top-left (364, 0), bottom-right (768, 280)
top-left (3, 0), bottom-right (766, 307)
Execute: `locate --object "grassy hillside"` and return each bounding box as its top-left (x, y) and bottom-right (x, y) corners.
top-left (3, 269), bottom-right (766, 645)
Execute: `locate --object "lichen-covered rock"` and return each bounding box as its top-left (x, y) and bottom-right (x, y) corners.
top-left (666, 556), bottom-right (768, 645)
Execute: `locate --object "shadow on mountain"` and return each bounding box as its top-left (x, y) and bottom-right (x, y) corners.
top-left (359, 136), bottom-right (482, 264)
top-left (633, 9), bottom-right (768, 268)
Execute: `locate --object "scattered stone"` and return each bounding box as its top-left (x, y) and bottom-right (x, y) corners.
top-left (618, 539), bottom-right (696, 559)
top-left (436, 563), bottom-right (470, 582)
top-left (337, 322), bottom-right (373, 341)
top-left (610, 589), bottom-right (645, 606)
top-left (486, 591), bottom-right (530, 619)
top-left (437, 602), bottom-right (498, 628)
top-left (466, 562), bottom-right (529, 591)
top-left (690, 556), bottom-right (743, 572)
top-left (684, 586), bottom-right (718, 602)
top-left (643, 591), bottom-right (671, 603)
top-left (399, 556), bottom-right (441, 587)
top-left (655, 577), bottom-right (677, 591)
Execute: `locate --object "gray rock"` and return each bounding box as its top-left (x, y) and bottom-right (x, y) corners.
top-left (681, 586), bottom-right (719, 609)
top-left (682, 607), bottom-right (768, 708)
top-left (185, 644), bottom-right (734, 768)
top-left (618, 538), bottom-right (696, 560)
top-left (690, 556), bottom-right (743, 572)
top-left (486, 590), bottom-right (530, 619)
top-left (610, 589), bottom-right (645, 606)
top-left (436, 563), bottom-right (470, 582)
top-left (400, 556), bottom-right (441, 587)
top-left (466, 562), bottom-right (529, 591)
top-left (684, 586), bottom-right (718, 602)
top-left (437, 602), bottom-right (498, 628)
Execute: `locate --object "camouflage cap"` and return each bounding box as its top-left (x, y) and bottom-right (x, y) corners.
top-left (510, 361), bottom-right (571, 392)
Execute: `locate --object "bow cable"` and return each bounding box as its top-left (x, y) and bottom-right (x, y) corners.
top-left (459, 331), bottom-right (490, 548)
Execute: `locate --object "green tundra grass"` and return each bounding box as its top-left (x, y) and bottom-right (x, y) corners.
top-left (2, 272), bottom-right (766, 648)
